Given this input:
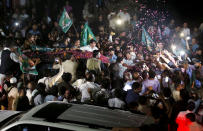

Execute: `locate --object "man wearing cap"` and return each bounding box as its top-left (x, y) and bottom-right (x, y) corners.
top-left (0, 40), bottom-right (20, 86)
top-left (7, 77), bottom-right (18, 110)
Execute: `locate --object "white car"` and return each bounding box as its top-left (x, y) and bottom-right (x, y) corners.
top-left (0, 102), bottom-right (149, 131)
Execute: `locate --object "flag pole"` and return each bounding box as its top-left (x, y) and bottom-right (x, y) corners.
top-left (71, 19), bottom-right (78, 34)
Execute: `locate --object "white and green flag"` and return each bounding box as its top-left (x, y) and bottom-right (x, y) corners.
top-left (59, 8), bottom-right (72, 33)
top-left (81, 22), bottom-right (96, 47)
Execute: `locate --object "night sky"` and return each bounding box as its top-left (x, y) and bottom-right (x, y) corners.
top-left (68, 0), bottom-right (202, 27)
top-left (168, 0), bottom-right (203, 27)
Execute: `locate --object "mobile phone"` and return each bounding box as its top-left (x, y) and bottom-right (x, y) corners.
top-left (55, 58), bottom-right (59, 63)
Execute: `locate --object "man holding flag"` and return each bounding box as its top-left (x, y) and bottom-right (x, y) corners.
top-left (80, 23), bottom-right (97, 46)
top-left (80, 22), bottom-right (97, 52)
top-left (59, 8), bottom-right (73, 33)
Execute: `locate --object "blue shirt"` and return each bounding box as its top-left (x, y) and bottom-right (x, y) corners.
top-left (28, 30), bottom-right (41, 36)
top-left (109, 55), bottom-right (117, 63)
top-left (125, 89), bottom-right (139, 104)
top-left (192, 44), bottom-right (199, 52)
top-left (44, 95), bottom-right (56, 103)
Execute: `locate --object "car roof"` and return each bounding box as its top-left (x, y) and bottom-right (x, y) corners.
top-left (0, 110), bottom-right (21, 123)
top-left (20, 102), bottom-right (147, 128)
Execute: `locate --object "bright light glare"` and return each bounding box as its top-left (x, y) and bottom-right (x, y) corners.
top-left (15, 22), bottom-right (19, 26)
top-left (180, 33), bottom-right (184, 37)
top-left (186, 36), bottom-right (190, 40)
top-left (180, 51), bottom-right (185, 56)
top-left (116, 19), bottom-right (122, 25)
top-left (171, 45), bottom-right (176, 51)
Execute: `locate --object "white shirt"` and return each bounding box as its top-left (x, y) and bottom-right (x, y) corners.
top-left (123, 58), bottom-right (135, 66)
top-left (72, 79), bottom-right (86, 88)
top-left (26, 89), bottom-right (32, 104)
top-left (78, 81), bottom-right (100, 102)
top-left (20, 14), bottom-right (29, 20)
top-left (172, 90), bottom-right (181, 102)
top-left (118, 63), bottom-right (127, 79)
top-left (182, 28), bottom-right (190, 37)
top-left (108, 98), bottom-right (125, 109)
top-left (130, 52), bottom-right (136, 60)
top-left (123, 80), bottom-right (136, 91)
top-left (80, 45), bottom-right (98, 52)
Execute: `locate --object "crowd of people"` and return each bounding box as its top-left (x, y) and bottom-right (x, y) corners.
top-left (0, 0), bottom-right (203, 131)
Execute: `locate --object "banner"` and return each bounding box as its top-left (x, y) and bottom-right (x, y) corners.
top-left (59, 8), bottom-right (73, 33)
top-left (25, 50), bottom-right (109, 63)
top-left (81, 22), bottom-right (96, 47)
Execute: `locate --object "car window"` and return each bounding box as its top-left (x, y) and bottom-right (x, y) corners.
top-left (7, 124), bottom-right (74, 131)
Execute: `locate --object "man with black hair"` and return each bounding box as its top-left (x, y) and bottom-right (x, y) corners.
top-left (44, 85), bottom-right (58, 103)
top-left (125, 82), bottom-right (141, 104)
top-left (86, 50), bottom-right (101, 73)
top-left (108, 88), bottom-right (125, 109)
top-left (141, 70), bottom-right (160, 95)
top-left (15, 87), bottom-right (30, 111)
top-left (186, 113), bottom-right (203, 131)
top-left (28, 23), bottom-right (41, 36)
top-left (78, 72), bottom-right (101, 103)
top-left (176, 101), bottom-right (196, 131)
top-left (110, 57), bottom-right (127, 80)
top-left (53, 54), bottom-right (78, 82)
top-left (123, 52), bottom-right (135, 67)
top-left (80, 39), bottom-right (98, 52)
top-left (108, 48), bottom-right (117, 63)
top-left (0, 40), bottom-right (20, 86)
top-left (194, 48), bottom-right (203, 62)
top-left (32, 83), bottom-right (46, 106)
top-left (72, 39), bottom-right (81, 50)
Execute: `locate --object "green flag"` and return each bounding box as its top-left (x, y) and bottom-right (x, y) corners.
top-left (81, 22), bottom-right (96, 47)
top-left (18, 48), bottom-right (38, 75)
top-left (59, 8), bottom-right (72, 33)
